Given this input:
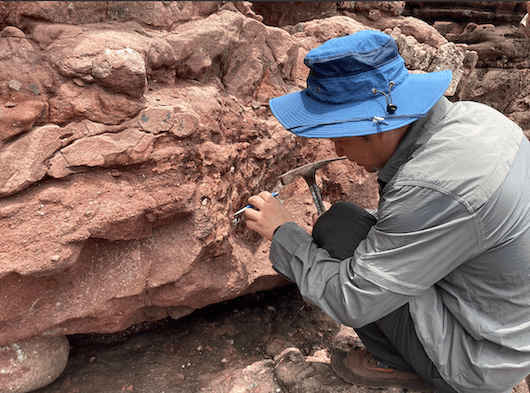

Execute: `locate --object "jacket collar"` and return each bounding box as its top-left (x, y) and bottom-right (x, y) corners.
top-left (378, 97), bottom-right (452, 187)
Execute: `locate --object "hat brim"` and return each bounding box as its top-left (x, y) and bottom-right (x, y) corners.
top-left (269, 70), bottom-right (452, 138)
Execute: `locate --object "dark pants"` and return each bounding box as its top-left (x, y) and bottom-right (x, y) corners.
top-left (312, 202), bottom-right (457, 393)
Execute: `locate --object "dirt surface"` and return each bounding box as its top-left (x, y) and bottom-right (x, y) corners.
top-left (33, 284), bottom-right (530, 393)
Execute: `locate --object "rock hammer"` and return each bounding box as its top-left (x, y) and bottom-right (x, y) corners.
top-left (278, 157), bottom-right (347, 215)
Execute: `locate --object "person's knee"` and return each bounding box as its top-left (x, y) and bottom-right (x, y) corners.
top-left (315, 201), bottom-right (365, 226)
top-left (313, 201), bottom-right (357, 238)
top-left (312, 201), bottom-right (377, 258)
top-left (314, 202), bottom-right (375, 233)
top-left (328, 201), bottom-right (364, 216)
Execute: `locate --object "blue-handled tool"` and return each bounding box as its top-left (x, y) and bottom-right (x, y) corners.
top-left (233, 192), bottom-right (279, 216)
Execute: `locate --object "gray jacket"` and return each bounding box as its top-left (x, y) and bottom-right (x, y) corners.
top-left (270, 97), bottom-right (530, 392)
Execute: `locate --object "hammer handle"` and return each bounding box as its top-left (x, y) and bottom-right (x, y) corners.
top-left (303, 174), bottom-right (326, 215)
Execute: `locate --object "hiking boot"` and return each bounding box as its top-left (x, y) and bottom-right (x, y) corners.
top-left (331, 348), bottom-right (435, 392)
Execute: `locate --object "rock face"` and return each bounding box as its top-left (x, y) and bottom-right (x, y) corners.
top-left (27, 286), bottom-right (530, 393)
top-left (0, 2), bottom-right (306, 350)
top-left (0, 0), bottom-right (528, 369)
top-left (403, 1), bottom-right (530, 137)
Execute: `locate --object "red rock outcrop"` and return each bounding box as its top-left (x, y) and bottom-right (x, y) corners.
top-left (403, 1), bottom-right (530, 136)
top-left (0, 2), bottom-right (300, 348)
top-left (0, 0), bottom-right (527, 353)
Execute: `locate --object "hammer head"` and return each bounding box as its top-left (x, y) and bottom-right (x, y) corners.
top-left (279, 157), bottom-right (347, 186)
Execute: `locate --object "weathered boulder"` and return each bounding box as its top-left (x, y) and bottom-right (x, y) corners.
top-left (359, 15), bottom-right (449, 48)
top-left (40, 24), bottom-right (167, 97)
top-left (165, 10), bottom-right (298, 102)
top-left (0, 25), bottom-right (51, 108)
top-left (0, 13), bottom-right (307, 347)
top-left (0, 335), bottom-right (69, 393)
top-left (443, 23), bottom-right (530, 68)
top-left (47, 83), bottom-right (144, 126)
top-left (0, 101), bottom-right (47, 142)
top-left (0, 125), bottom-right (63, 197)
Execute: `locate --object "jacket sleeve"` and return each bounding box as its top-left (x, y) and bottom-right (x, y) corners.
top-left (269, 184), bottom-right (479, 328)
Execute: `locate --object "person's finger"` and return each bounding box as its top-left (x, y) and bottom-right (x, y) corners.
top-left (244, 204), bottom-right (260, 221)
top-left (259, 191), bottom-right (276, 202)
top-left (247, 193), bottom-right (268, 211)
top-left (311, 201), bottom-right (333, 225)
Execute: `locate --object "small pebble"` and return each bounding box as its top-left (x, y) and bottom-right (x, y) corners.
top-left (8, 79), bottom-right (21, 91)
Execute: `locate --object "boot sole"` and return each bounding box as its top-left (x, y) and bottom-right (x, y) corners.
top-left (331, 350), bottom-right (435, 392)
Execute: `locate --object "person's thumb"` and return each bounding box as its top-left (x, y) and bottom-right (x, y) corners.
top-left (311, 201), bottom-right (332, 225)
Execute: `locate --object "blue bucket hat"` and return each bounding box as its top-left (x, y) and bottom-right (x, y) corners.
top-left (269, 30), bottom-right (452, 138)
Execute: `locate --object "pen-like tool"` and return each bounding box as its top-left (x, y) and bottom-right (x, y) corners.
top-left (233, 192), bottom-right (279, 216)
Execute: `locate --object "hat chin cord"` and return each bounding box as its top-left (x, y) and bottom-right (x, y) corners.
top-left (372, 81), bottom-right (397, 114)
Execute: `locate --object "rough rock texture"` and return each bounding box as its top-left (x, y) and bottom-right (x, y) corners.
top-left (0, 3), bottom-right (529, 392)
top-left (0, 2), bottom-right (386, 350)
top-left (403, 1), bottom-right (530, 137)
top-left (32, 286), bottom-right (530, 393)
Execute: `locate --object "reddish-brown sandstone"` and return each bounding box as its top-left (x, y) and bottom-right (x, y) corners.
top-left (0, 0), bottom-right (528, 354)
top-left (1, 1), bottom-right (530, 392)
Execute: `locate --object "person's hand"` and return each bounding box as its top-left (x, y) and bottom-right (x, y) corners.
top-left (244, 191), bottom-right (294, 241)
top-left (311, 201), bottom-right (332, 225)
